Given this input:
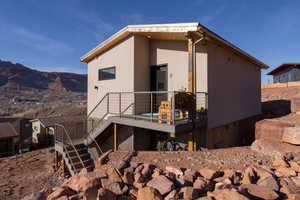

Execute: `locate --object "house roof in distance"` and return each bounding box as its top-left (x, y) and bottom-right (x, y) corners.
top-left (0, 122), bottom-right (18, 139)
top-left (267, 63), bottom-right (300, 75)
top-left (80, 22), bottom-right (268, 69)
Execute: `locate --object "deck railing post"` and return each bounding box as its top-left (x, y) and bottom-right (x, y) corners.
top-left (172, 91), bottom-right (175, 124)
top-left (119, 92), bottom-right (121, 117)
top-left (107, 93), bottom-right (109, 114)
top-left (150, 92), bottom-right (153, 122)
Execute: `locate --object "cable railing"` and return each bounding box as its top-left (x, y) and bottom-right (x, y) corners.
top-left (87, 91), bottom-right (208, 126)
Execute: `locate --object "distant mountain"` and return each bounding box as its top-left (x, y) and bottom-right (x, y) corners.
top-left (0, 60), bottom-right (87, 92)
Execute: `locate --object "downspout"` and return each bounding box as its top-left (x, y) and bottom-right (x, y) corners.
top-left (192, 33), bottom-right (205, 94)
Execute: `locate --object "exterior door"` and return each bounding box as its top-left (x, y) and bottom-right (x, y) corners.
top-left (151, 65), bottom-right (168, 112)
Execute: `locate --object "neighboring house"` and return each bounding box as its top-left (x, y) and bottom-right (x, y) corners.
top-left (31, 116), bottom-right (84, 147)
top-left (268, 63), bottom-right (300, 83)
top-left (0, 122), bottom-right (19, 156)
top-left (0, 117), bottom-right (32, 151)
top-left (79, 22), bottom-right (268, 151)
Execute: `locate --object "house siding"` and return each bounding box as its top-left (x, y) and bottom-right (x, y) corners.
top-left (273, 67), bottom-right (300, 83)
top-left (87, 36), bottom-right (135, 118)
top-left (149, 39), bottom-right (189, 91)
top-left (207, 42), bottom-right (261, 128)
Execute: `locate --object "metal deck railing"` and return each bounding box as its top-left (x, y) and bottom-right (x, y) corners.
top-left (88, 91), bottom-right (208, 127)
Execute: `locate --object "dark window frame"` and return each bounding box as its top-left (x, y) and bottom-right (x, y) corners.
top-left (98, 66), bottom-right (116, 81)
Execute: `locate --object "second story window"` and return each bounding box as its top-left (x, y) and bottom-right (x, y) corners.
top-left (99, 67), bottom-right (116, 81)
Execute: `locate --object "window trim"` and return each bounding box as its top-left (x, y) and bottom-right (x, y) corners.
top-left (98, 66), bottom-right (116, 81)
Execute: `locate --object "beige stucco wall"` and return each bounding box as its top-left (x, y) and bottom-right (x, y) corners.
top-left (207, 42), bottom-right (261, 128)
top-left (149, 39), bottom-right (189, 91)
top-left (87, 36), bottom-right (135, 118)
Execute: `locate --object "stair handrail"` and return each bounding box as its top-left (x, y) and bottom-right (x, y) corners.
top-left (86, 132), bottom-right (103, 155)
top-left (87, 93), bottom-right (109, 118)
top-left (55, 123), bottom-right (85, 170)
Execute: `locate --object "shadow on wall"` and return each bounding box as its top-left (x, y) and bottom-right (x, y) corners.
top-left (261, 100), bottom-right (291, 119)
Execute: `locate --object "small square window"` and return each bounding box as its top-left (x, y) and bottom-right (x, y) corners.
top-left (99, 67), bottom-right (116, 81)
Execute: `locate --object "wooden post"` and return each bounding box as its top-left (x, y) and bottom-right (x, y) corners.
top-left (187, 36), bottom-right (194, 93)
top-left (114, 123), bottom-right (118, 151)
top-left (188, 133), bottom-right (194, 152)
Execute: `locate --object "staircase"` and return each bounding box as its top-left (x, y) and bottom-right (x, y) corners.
top-left (54, 124), bottom-right (95, 176)
top-left (62, 143), bottom-right (94, 176)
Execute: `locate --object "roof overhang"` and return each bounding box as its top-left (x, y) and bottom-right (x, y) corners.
top-left (267, 63), bottom-right (300, 75)
top-left (80, 22), bottom-right (269, 69)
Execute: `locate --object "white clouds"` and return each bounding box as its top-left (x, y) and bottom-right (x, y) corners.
top-left (11, 27), bottom-right (74, 56)
top-left (74, 11), bottom-right (114, 41)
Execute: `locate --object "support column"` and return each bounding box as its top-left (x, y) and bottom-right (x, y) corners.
top-left (114, 123), bottom-right (118, 151)
top-left (187, 36), bottom-right (195, 93)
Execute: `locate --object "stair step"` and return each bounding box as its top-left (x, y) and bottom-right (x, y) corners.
top-left (68, 153), bottom-right (91, 160)
top-left (65, 144), bottom-right (87, 151)
top-left (66, 148), bottom-right (88, 156)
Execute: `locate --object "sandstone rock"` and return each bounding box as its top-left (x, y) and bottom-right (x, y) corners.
top-left (83, 186), bottom-right (98, 200)
top-left (257, 176), bottom-right (279, 191)
top-left (130, 161), bottom-right (140, 168)
top-left (251, 139), bottom-right (300, 157)
top-left (193, 177), bottom-right (207, 190)
top-left (184, 168), bottom-right (199, 178)
top-left (273, 156), bottom-right (289, 168)
top-left (182, 174), bottom-right (194, 186)
top-left (253, 166), bottom-right (273, 178)
top-left (137, 187), bottom-right (162, 200)
top-left (111, 160), bottom-right (128, 171)
top-left (141, 163), bottom-right (152, 177)
top-left (134, 164), bottom-right (144, 174)
top-left (152, 168), bottom-right (162, 178)
top-left (134, 172), bottom-right (145, 183)
top-left (55, 196), bottom-right (68, 200)
top-left (208, 189), bottom-right (249, 200)
top-left (215, 182), bottom-right (224, 190)
top-left (255, 119), bottom-right (292, 141)
top-left (290, 161), bottom-right (300, 172)
top-left (105, 166), bottom-right (123, 183)
top-left (275, 167), bottom-right (297, 177)
top-left (242, 167), bottom-right (257, 184)
top-left (47, 187), bottom-right (75, 200)
top-left (179, 186), bottom-right (200, 200)
top-left (291, 176), bottom-right (300, 187)
top-left (134, 182), bottom-right (146, 189)
top-left (22, 192), bottom-right (46, 200)
top-left (123, 171), bottom-right (134, 185)
top-left (146, 175), bottom-right (174, 195)
top-left (164, 189), bottom-right (177, 200)
top-left (282, 127), bottom-right (300, 145)
top-left (165, 166), bottom-right (183, 177)
top-left (98, 150), bottom-right (113, 165)
top-left (240, 184), bottom-right (279, 200)
top-left (106, 182), bottom-right (128, 195)
top-left (291, 98), bottom-right (300, 113)
top-left (195, 197), bottom-right (214, 200)
top-left (97, 188), bottom-right (116, 200)
top-left (199, 169), bottom-right (220, 180)
top-left (280, 178), bottom-right (300, 199)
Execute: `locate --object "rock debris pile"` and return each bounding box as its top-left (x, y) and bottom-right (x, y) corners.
top-left (45, 151), bottom-right (300, 200)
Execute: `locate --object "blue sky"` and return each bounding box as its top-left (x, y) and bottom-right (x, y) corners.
top-left (0, 0), bottom-right (300, 83)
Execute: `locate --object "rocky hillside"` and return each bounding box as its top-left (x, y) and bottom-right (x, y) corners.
top-left (0, 60), bottom-right (87, 92)
top-left (43, 149), bottom-right (300, 200)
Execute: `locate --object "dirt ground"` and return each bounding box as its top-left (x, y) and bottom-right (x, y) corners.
top-left (0, 146), bottom-right (274, 199)
top-left (262, 86), bottom-right (300, 102)
top-left (107, 147), bottom-right (274, 172)
top-left (0, 148), bottom-right (59, 200)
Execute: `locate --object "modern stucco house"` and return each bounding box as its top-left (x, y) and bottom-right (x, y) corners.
top-left (268, 63), bottom-right (300, 83)
top-left (79, 22), bottom-right (268, 152)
